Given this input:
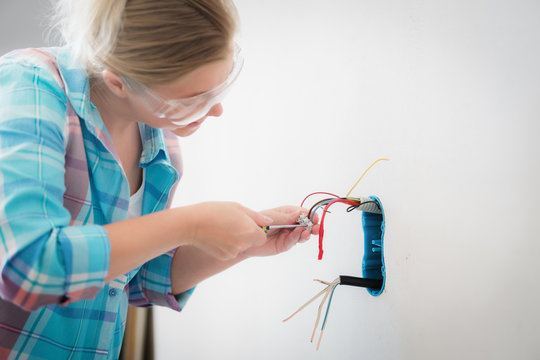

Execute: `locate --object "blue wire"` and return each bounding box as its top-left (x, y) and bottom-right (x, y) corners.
top-left (321, 283), bottom-right (340, 331)
top-left (309, 200), bottom-right (334, 222)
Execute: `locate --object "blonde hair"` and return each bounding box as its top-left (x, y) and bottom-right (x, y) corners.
top-left (52, 0), bottom-right (238, 85)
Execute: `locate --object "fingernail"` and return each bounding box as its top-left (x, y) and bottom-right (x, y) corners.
top-left (263, 215), bottom-right (274, 224)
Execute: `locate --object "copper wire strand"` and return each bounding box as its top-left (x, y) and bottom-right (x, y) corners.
top-left (316, 282), bottom-right (340, 351)
top-left (310, 278), bottom-right (340, 343)
top-left (314, 279), bottom-right (333, 286)
top-left (310, 282), bottom-right (333, 342)
top-left (282, 278), bottom-right (341, 351)
top-left (282, 285), bottom-right (332, 323)
top-left (282, 278), bottom-right (339, 323)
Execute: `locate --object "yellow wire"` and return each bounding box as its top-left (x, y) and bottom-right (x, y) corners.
top-left (345, 158), bottom-right (390, 198)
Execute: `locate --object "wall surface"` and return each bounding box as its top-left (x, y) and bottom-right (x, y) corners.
top-left (2, 1), bottom-right (539, 359)
top-left (155, 1), bottom-right (540, 359)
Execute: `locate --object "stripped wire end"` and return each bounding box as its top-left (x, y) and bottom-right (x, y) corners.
top-left (282, 278), bottom-right (340, 351)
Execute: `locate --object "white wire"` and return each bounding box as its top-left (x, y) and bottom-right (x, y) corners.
top-left (282, 278), bottom-right (341, 350)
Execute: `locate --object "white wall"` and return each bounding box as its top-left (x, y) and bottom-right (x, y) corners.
top-left (156, 1), bottom-right (540, 359)
top-left (2, 1), bottom-right (539, 359)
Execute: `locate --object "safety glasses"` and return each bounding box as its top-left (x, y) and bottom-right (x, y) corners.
top-left (123, 44), bottom-right (244, 126)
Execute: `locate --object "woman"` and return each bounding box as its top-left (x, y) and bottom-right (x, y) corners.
top-left (0, 0), bottom-right (319, 358)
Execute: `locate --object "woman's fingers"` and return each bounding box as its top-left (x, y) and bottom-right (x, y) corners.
top-left (238, 203), bottom-right (274, 227)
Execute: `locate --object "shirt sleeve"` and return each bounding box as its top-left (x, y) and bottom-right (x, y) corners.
top-left (127, 249), bottom-right (195, 311)
top-left (0, 61), bottom-right (111, 311)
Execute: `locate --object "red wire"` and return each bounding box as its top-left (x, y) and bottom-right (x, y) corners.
top-left (300, 192), bottom-right (340, 207)
top-left (317, 198), bottom-right (359, 260)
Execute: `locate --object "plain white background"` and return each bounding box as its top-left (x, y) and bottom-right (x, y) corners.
top-left (2, 1), bottom-right (540, 359)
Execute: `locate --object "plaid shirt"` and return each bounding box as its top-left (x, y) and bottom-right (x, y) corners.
top-left (0, 47), bottom-right (194, 359)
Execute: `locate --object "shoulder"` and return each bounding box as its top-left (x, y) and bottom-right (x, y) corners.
top-left (0, 48), bottom-right (68, 104)
top-left (0, 48), bottom-right (63, 76)
top-left (0, 48), bottom-right (72, 140)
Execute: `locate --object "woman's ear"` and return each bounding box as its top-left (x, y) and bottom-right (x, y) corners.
top-left (101, 70), bottom-right (129, 98)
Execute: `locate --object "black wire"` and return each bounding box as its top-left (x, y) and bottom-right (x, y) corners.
top-left (339, 275), bottom-right (383, 290)
top-left (307, 198), bottom-right (338, 219)
top-left (307, 198), bottom-right (380, 218)
top-left (346, 201), bottom-right (379, 212)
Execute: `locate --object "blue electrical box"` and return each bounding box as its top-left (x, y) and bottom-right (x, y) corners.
top-left (361, 196), bottom-right (386, 296)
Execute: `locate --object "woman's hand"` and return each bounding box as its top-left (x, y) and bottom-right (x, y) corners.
top-left (241, 206), bottom-right (320, 258)
top-left (189, 201), bottom-right (272, 260)
top-left (169, 203), bottom-right (319, 294)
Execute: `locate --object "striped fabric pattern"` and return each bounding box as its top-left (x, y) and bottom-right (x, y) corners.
top-left (0, 47), bottom-right (194, 359)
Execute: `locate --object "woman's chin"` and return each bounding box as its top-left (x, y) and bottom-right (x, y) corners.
top-left (171, 119), bottom-right (204, 137)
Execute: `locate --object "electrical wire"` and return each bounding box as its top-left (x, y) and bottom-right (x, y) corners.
top-left (300, 158), bottom-right (389, 260)
top-left (283, 276), bottom-right (383, 350)
top-left (317, 282), bottom-right (340, 351)
top-left (301, 192), bottom-right (340, 208)
top-left (317, 198), bottom-right (361, 260)
top-left (310, 281), bottom-right (336, 343)
top-left (283, 159), bottom-right (389, 350)
top-left (282, 283), bottom-right (333, 323)
top-left (308, 198), bottom-right (340, 221)
top-left (282, 278), bottom-right (340, 351)
top-left (345, 158), bottom-right (389, 198)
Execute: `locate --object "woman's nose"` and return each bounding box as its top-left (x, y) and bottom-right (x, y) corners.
top-left (206, 103), bottom-right (223, 118)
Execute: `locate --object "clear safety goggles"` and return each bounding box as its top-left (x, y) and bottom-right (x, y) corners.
top-left (123, 44), bottom-right (244, 126)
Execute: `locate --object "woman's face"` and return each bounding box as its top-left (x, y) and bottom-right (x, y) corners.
top-left (130, 51), bottom-right (235, 137)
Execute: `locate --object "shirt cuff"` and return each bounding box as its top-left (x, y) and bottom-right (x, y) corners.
top-left (128, 251), bottom-right (195, 312)
top-left (58, 224), bottom-right (110, 305)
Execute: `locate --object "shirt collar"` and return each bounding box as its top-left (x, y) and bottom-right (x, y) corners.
top-left (54, 46), bottom-right (170, 166)
top-left (139, 123), bottom-right (171, 166)
top-left (54, 47), bottom-right (98, 127)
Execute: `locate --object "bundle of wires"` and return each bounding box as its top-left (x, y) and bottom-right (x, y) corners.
top-left (283, 278), bottom-right (340, 351)
top-left (283, 158), bottom-right (389, 350)
top-left (301, 158), bottom-right (389, 260)
top-left (301, 192), bottom-right (379, 260)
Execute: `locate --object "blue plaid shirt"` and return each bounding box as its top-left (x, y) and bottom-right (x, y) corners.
top-left (0, 47), bottom-right (194, 359)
